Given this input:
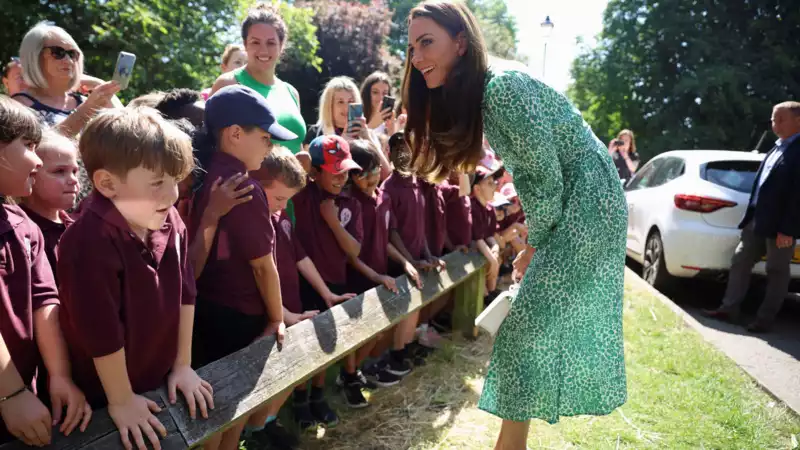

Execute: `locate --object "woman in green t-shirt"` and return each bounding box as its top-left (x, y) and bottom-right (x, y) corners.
top-left (210, 3), bottom-right (306, 155)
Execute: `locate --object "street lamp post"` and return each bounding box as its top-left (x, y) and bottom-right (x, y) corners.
top-left (541, 16), bottom-right (554, 79)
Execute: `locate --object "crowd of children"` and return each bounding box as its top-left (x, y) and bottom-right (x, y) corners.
top-left (0, 79), bottom-right (526, 450)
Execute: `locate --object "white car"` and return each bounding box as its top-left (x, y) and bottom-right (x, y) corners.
top-left (624, 150), bottom-right (800, 288)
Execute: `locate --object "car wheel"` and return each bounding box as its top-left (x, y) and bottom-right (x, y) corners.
top-left (642, 231), bottom-right (671, 289)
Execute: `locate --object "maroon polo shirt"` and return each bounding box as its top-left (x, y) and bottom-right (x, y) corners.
top-left (382, 173), bottom-right (427, 260)
top-left (348, 187), bottom-right (395, 293)
top-left (0, 205), bottom-right (59, 442)
top-left (420, 181), bottom-right (447, 257)
top-left (0, 205), bottom-right (59, 387)
top-left (442, 183), bottom-right (472, 247)
top-left (272, 211), bottom-right (305, 315)
top-left (471, 196), bottom-right (497, 241)
top-left (19, 205), bottom-right (73, 285)
top-left (190, 151), bottom-right (275, 316)
top-left (293, 182), bottom-right (363, 285)
top-left (57, 192), bottom-right (195, 407)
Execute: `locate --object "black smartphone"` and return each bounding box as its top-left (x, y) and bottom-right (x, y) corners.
top-left (613, 139), bottom-right (625, 146)
top-left (381, 95), bottom-right (396, 113)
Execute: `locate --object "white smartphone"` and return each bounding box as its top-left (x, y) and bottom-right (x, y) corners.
top-left (112, 51), bottom-right (136, 90)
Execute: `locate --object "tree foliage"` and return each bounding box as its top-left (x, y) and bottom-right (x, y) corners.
top-left (1, 0), bottom-right (240, 102)
top-left (568, 0), bottom-right (800, 160)
top-left (278, 1), bottom-right (396, 124)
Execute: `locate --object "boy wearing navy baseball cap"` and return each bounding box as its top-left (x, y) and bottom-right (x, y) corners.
top-left (189, 85), bottom-right (299, 450)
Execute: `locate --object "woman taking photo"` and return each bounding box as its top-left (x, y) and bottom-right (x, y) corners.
top-left (608, 129), bottom-right (640, 182)
top-left (304, 76), bottom-right (391, 179)
top-left (211, 3), bottom-right (306, 155)
top-left (360, 71), bottom-right (396, 134)
top-left (14, 22), bottom-right (121, 137)
top-left (403, 2), bottom-right (627, 448)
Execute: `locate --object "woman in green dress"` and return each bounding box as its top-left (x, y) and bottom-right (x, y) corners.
top-left (403, 2), bottom-right (628, 448)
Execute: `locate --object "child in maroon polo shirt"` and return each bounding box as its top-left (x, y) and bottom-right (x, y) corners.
top-left (0, 97), bottom-right (90, 446)
top-left (293, 135), bottom-right (396, 409)
top-left (348, 139), bottom-right (423, 380)
top-left (470, 156), bottom-right (504, 296)
top-left (384, 133), bottom-right (445, 353)
top-left (57, 107), bottom-right (212, 450)
top-left (189, 86), bottom-right (297, 450)
top-left (20, 130), bottom-right (79, 283)
top-left (250, 148), bottom-right (354, 434)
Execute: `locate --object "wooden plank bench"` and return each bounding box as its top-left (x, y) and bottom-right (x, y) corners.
top-left (1, 250), bottom-right (487, 450)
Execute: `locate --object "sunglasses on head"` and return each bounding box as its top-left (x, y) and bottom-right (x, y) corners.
top-left (44, 46), bottom-right (79, 61)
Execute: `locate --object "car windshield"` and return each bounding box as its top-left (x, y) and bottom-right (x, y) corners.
top-left (702, 160), bottom-right (761, 193)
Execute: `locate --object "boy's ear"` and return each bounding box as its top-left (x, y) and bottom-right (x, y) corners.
top-left (93, 169), bottom-right (119, 199)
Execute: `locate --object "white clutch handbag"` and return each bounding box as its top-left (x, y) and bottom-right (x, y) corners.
top-left (475, 284), bottom-right (518, 336)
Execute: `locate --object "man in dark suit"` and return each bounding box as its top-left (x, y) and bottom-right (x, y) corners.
top-left (705, 101), bottom-right (800, 332)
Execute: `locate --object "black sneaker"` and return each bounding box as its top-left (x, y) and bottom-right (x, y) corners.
top-left (485, 289), bottom-right (502, 305)
top-left (309, 397), bottom-right (339, 428)
top-left (369, 366), bottom-right (402, 387)
top-left (342, 384), bottom-right (369, 409)
top-left (337, 369), bottom-right (378, 390)
top-left (387, 352), bottom-right (412, 377)
top-left (256, 420), bottom-right (299, 450)
top-left (292, 400), bottom-right (317, 432)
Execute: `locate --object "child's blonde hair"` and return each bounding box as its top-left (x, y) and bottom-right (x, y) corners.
top-left (80, 107), bottom-right (194, 181)
top-left (317, 76), bottom-right (361, 136)
top-left (36, 128), bottom-right (77, 157)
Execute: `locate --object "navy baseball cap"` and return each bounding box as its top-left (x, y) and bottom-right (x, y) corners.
top-left (204, 85), bottom-right (297, 142)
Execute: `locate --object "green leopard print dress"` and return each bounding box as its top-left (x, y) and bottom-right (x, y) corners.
top-left (478, 63), bottom-right (628, 423)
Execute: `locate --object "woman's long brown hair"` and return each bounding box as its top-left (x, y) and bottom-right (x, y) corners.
top-left (401, 1), bottom-right (488, 182)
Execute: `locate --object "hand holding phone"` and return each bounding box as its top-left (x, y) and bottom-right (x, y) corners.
top-left (112, 52), bottom-right (136, 90)
top-left (380, 96), bottom-right (396, 120)
top-left (347, 103), bottom-right (363, 134)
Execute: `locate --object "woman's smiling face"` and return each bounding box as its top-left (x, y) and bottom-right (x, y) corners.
top-left (408, 16), bottom-right (465, 89)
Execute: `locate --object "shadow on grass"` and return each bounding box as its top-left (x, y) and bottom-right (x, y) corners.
top-left (243, 335), bottom-right (492, 450)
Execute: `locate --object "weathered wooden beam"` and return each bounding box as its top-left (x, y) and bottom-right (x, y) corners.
top-left (1, 251), bottom-right (487, 450)
top-left (177, 250), bottom-right (486, 447)
top-left (0, 391), bottom-right (183, 450)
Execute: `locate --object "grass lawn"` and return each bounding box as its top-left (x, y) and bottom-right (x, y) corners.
top-left (244, 271), bottom-right (800, 449)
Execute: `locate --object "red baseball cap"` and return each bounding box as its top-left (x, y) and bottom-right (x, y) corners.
top-left (309, 135), bottom-right (362, 175)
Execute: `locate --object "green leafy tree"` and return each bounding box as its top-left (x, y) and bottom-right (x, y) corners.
top-left (1, 0), bottom-right (241, 102)
top-left (569, 0), bottom-right (800, 160)
top-left (278, 1), bottom-right (395, 124)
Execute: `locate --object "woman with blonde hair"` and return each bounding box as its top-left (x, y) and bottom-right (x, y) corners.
top-left (608, 129), bottom-right (640, 181)
top-left (14, 22), bottom-right (121, 136)
top-left (303, 76), bottom-right (391, 178)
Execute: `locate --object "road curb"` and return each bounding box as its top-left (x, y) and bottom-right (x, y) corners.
top-left (624, 267), bottom-right (800, 419)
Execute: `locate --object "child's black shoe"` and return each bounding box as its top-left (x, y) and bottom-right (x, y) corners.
top-left (342, 384), bottom-right (369, 409)
top-left (309, 388), bottom-right (339, 428)
top-left (258, 420), bottom-right (299, 450)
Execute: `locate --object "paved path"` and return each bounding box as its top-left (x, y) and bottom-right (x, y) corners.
top-left (625, 267), bottom-right (800, 416)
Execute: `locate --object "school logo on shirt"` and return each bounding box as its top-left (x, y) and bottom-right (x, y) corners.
top-left (385, 210), bottom-right (391, 230)
top-left (340, 208), bottom-right (352, 228)
top-left (23, 237), bottom-right (31, 264)
top-left (281, 219), bottom-right (292, 239)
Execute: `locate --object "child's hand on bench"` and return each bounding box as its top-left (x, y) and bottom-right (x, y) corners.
top-left (168, 366), bottom-right (214, 420)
